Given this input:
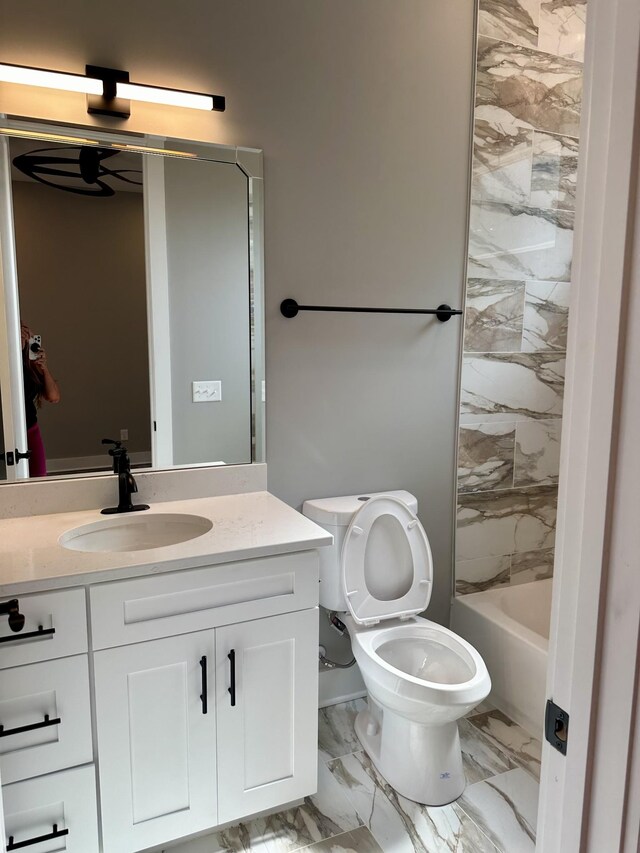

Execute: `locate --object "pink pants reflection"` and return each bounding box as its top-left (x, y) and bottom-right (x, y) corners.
top-left (27, 423), bottom-right (47, 477)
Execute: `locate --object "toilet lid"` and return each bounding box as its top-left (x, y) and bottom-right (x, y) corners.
top-left (341, 495), bottom-right (433, 625)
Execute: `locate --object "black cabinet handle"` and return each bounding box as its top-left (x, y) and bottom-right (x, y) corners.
top-left (199, 656), bottom-right (208, 715)
top-left (7, 823), bottom-right (69, 850)
top-left (0, 713), bottom-right (61, 738)
top-left (14, 448), bottom-right (32, 462)
top-left (0, 625), bottom-right (55, 644)
top-left (228, 649), bottom-right (236, 707)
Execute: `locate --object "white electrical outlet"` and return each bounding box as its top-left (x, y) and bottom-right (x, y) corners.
top-left (120, 428), bottom-right (129, 441)
top-left (192, 380), bottom-right (222, 402)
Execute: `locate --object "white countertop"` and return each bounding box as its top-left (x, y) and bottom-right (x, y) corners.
top-left (0, 491), bottom-right (332, 594)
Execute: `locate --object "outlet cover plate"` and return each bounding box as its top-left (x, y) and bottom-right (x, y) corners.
top-left (192, 380), bottom-right (222, 402)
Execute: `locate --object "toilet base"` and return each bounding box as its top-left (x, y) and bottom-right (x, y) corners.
top-left (354, 702), bottom-right (466, 806)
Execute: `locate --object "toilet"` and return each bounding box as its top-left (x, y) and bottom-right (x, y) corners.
top-left (303, 490), bottom-right (491, 806)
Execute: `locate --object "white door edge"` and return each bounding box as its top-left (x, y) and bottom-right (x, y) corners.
top-left (143, 153), bottom-right (174, 468)
top-left (0, 134), bottom-right (28, 480)
top-left (537, 0), bottom-right (640, 849)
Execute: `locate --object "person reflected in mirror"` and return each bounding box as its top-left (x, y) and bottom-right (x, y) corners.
top-left (21, 322), bottom-right (60, 477)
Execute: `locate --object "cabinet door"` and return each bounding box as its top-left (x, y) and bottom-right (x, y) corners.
top-left (94, 631), bottom-right (216, 853)
top-left (216, 608), bottom-right (318, 825)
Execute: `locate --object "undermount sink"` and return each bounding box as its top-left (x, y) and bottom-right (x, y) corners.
top-left (59, 513), bottom-right (213, 553)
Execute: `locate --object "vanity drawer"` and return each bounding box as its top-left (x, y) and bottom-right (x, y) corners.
top-left (90, 550), bottom-right (319, 650)
top-left (0, 588), bottom-right (88, 669)
top-left (0, 654), bottom-right (93, 784)
top-left (2, 764), bottom-right (99, 853)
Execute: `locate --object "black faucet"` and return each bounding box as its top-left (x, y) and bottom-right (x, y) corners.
top-left (101, 438), bottom-right (149, 515)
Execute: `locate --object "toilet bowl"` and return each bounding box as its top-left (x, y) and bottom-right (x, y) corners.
top-left (303, 491), bottom-right (491, 806)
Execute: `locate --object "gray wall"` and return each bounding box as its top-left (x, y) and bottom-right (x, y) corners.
top-left (0, 0), bottom-right (475, 625)
top-left (164, 158), bottom-right (251, 466)
top-left (11, 180), bottom-right (151, 462)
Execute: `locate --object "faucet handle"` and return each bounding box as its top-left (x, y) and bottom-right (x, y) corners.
top-left (102, 437), bottom-right (128, 473)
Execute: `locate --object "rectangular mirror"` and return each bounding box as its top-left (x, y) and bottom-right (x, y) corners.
top-left (0, 120), bottom-right (264, 481)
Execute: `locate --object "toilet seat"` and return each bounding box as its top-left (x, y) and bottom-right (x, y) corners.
top-left (341, 495), bottom-right (433, 626)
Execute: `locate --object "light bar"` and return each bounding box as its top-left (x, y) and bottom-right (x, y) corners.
top-left (0, 63), bottom-right (102, 95)
top-left (117, 83), bottom-right (215, 112)
top-left (0, 61), bottom-right (225, 119)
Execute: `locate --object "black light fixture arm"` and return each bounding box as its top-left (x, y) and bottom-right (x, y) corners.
top-left (280, 299), bottom-right (462, 323)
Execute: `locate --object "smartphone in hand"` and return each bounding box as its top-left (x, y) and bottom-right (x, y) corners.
top-left (28, 334), bottom-right (42, 361)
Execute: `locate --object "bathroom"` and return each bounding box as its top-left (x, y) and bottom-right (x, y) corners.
top-left (0, 1), bottom-right (638, 852)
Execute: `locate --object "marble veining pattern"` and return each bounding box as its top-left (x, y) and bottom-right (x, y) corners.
top-left (530, 132), bottom-right (579, 210)
top-left (458, 422), bottom-right (516, 493)
top-left (299, 828), bottom-right (383, 852)
top-left (464, 279), bottom-right (525, 353)
top-left (538, 0), bottom-right (587, 61)
top-left (327, 750), bottom-right (499, 852)
top-left (510, 547), bottom-right (555, 583)
top-left (456, 0), bottom-right (585, 597)
top-left (468, 709), bottom-right (543, 781)
top-left (456, 485), bottom-right (557, 561)
top-left (473, 118), bottom-right (533, 204)
top-left (522, 280), bottom-right (570, 351)
top-left (514, 418), bottom-right (561, 485)
top-left (457, 768), bottom-right (539, 852)
top-left (460, 353), bottom-right (565, 421)
top-left (166, 700), bottom-right (541, 853)
top-left (318, 699), bottom-right (367, 762)
top-left (476, 36), bottom-right (583, 138)
top-left (468, 201), bottom-right (575, 283)
top-left (455, 555), bottom-right (511, 595)
top-left (478, 0), bottom-right (540, 48)
top-left (262, 762), bottom-right (363, 853)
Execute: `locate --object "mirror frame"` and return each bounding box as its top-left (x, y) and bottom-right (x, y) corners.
top-left (0, 115), bottom-right (265, 483)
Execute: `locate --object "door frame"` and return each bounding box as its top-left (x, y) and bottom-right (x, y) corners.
top-left (0, 135), bottom-right (29, 480)
top-left (537, 0), bottom-right (640, 849)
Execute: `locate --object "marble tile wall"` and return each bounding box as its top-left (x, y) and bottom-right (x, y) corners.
top-left (455, 0), bottom-right (587, 595)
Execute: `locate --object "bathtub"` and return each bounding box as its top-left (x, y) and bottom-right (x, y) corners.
top-left (450, 579), bottom-right (552, 737)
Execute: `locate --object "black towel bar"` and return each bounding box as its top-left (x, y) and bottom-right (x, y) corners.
top-left (280, 299), bottom-right (462, 322)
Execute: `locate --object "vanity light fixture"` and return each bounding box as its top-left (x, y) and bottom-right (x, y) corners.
top-left (0, 62), bottom-right (225, 119)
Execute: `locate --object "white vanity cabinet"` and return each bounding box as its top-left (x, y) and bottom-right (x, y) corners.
top-left (0, 492), bottom-right (330, 853)
top-left (90, 551), bottom-right (320, 853)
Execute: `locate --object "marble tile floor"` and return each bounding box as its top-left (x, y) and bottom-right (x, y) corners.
top-left (165, 699), bottom-right (542, 853)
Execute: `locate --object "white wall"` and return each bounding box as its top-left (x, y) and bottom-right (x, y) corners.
top-left (0, 0), bottom-right (475, 625)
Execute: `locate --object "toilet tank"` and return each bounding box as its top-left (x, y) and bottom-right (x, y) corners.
top-left (302, 490), bottom-right (418, 611)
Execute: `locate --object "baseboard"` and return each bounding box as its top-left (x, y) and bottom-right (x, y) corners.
top-left (318, 665), bottom-right (366, 708)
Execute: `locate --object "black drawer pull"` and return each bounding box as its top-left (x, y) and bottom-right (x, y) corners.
top-left (199, 655), bottom-right (208, 715)
top-left (0, 713), bottom-right (61, 738)
top-left (0, 625), bottom-right (55, 644)
top-left (228, 649), bottom-right (236, 707)
top-left (7, 823), bottom-right (69, 850)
